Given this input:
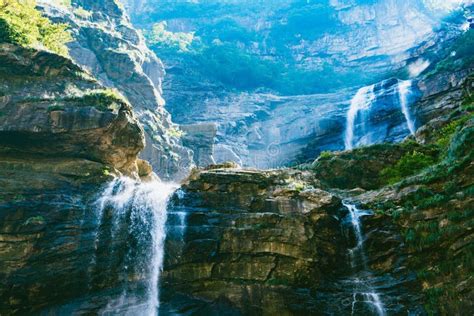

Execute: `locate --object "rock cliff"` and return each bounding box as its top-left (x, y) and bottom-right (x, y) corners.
top-left (123, 0), bottom-right (470, 167)
top-left (38, 0), bottom-right (196, 180)
top-left (0, 1), bottom-right (473, 315)
top-left (0, 40), bottom-right (151, 313)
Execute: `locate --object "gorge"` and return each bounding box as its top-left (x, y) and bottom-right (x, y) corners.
top-left (0, 0), bottom-right (473, 315)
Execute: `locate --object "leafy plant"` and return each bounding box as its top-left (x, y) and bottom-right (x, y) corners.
top-left (0, 0), bottom-right (72, 56)
top-left (434, 116), bottom-right (470, 149)
top-left (167, 127), bottom-right (186, 138)
top-left (66, 89), bottom-right (127, 111)
top-left (318, 151), bottom-right (333, 160)
top-left (381, 151), bottom-right (435, 184)
top-left (147, 21), bottom-right (195, 52)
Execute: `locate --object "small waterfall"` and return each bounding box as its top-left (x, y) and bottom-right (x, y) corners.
top-left (343, 201), bottom-right (386, 316)
top-left (344, 84), bottom-right (376, 150)
top-left (397, 80), bottom-right (416, 135)
top-left (96, 177), bottom-right (178, 315)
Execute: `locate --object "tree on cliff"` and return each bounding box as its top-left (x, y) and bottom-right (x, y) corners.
top-left (0, 0), bottom-right (71, 55)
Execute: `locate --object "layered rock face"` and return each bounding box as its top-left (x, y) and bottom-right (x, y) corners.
top-left (124, 0), bottom-right (468, 167)
top-left (0, 43), bottom-right (149, 314)
top-left (161, 165), bottom-right (426, 314)
top-left (162, 167), bottom-right (346, 314)
top-left (38, 0), bottom-right (195, 180)
top-left (307, 72), bottom-right (474, 313)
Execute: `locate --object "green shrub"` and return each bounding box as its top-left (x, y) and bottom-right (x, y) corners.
top-left (0, 0), bottom-right (71, 56)
top-left (147, 21), bottom-right (194, 52)
top-left (435, 116), bottom-right (469, 149)
top-left (66, 89), bottom-right (127, 111)
top-left (167, 127), bottom-right (186, 138)
top-left (381, 151), bottom-right (435, 184)
top-left (318, 151), bottom-right (333, 160)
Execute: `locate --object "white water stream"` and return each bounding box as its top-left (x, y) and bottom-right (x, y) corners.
top-left (398, 80), bottom-right (416, 136)
top-left (344, 79), bottom-right (417, 150)
top-left (96, 177), bottom-right (178, 316)
top-left (343, 202), bottom-right (386, 316)
top-left (344, 84), bottom-right (376, 150)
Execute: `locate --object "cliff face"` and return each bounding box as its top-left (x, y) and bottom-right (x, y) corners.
top-left (123, 0), bottom-right (469, 167)
top-left (162, 167), bottom-right (347, 314)
top-left (38, 0), bottom-right (195, 180)
top-left (0, 1), bottom-right (472, 314)
top-left (0, 41), bottom-right (150, 313)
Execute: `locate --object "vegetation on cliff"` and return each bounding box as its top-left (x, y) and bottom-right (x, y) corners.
top-left (0, 0), bottom-right (71, 55)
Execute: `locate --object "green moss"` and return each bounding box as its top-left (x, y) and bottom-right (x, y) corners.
top-left (434, 115), bottom-right (471, 150)
top-left (317, 150), bottom-right (333, 160)
top-left (66, 89), bottom-right (127, 111)
top-left (0, 0), bottom-right (72, 56)
top-left (74, 7), bottom-right (93, 19)
top-left (381, 151), bottom-right (436, 184)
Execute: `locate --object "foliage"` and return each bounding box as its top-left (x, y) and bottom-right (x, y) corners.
top-left (67, 89), bottom-right (127, 111)
top-left (74, 7), bottom-right (92, 19)
top-left (144, 2), bottom-right (383, 95)
top-left (0, 0), bottom-right (71, 56)
top-left (147, 21), bottom-right (194, 52)
top-left (47, 105), bottom-right (65, 112)
top-left (434, 115), bottom-right (471, 149)
top-left (427, 29), bottom-right (474, 77)
top-left (167, 127), bottom-right (186, 138)
top-left (286, 178), bottom-right (308, 192)
top-left (381, 151), bottom-right (435, 184)
top-left (317, 151), bottom-right (333, 160)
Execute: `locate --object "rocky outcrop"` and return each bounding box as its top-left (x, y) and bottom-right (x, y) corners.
top-left (181, 123), bottom-right (217, 167)
top-left (0, 42), bottom-right (150, 314)
top-left (162, 167), bottom-right (347, 314)
top-left (38, 0), bottom-right (194, 180)
top-left (357, 117), bottom-right (474, 314)
top-left (0, 43), bottom-right (144, 176)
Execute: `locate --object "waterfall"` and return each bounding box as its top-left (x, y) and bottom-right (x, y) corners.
top-left (96, 177), bottom-right (178, 315)
top-left (398, 80), bottom-right (416, 135)
top-left (344, 84), bottom-right (376, 150)
top-left (343, 201), bottom-right (386, 316)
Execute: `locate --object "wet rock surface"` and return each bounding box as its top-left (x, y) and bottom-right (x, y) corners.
top-left (0, 42), bottom-right (147, 313)
top-left (162, 167), bottom-right (346, 314)
top-left (161, 166), bottom-right (426, 314)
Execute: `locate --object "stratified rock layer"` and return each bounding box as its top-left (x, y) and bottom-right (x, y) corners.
top-left (162, 167), bottom-right (347, 314)
top-left (0, 43), bottom-right (147, 314)
top-left (39, 0), bottom-right (195, 180)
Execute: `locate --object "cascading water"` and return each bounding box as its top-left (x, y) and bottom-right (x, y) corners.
top-left (344, 84), bottom-right (376, 150)
top-left (397, 80), bottom-right (416, 136)
top-left (343, 201), bottom-right (386, 316)
top-left (344, 79), bottom-right (418, 151)
top-left (95, 177), bottom-right (178, 315)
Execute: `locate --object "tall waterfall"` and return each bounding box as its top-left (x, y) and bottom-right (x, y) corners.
top-left (344, 79), bottom-right (418, 151)
top-left (344, 84), bottom-right (376, 150)
top-left (96, 177), bottom-right (177, 315)
top-left (397, 80), bottom-right (416, 135)
top-left (343, 202), bottom-right (386, 316)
